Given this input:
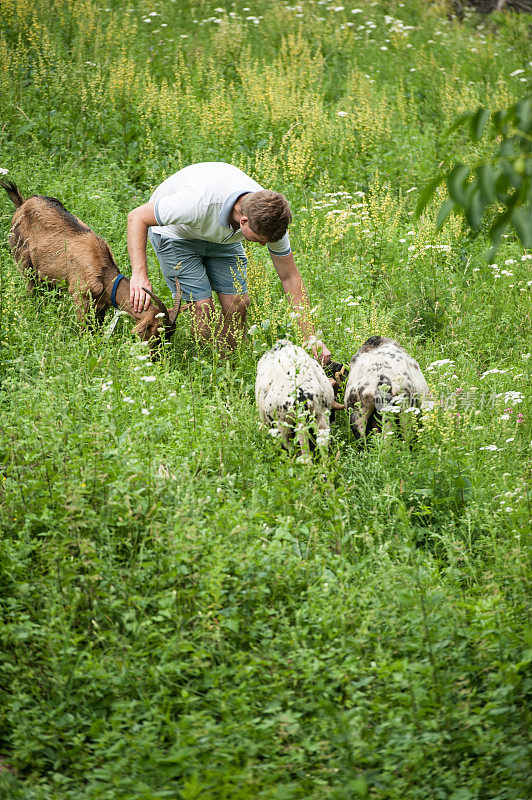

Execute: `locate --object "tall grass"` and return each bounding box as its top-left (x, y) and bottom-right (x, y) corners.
top-left (0, 1), bottom-right (531, 798)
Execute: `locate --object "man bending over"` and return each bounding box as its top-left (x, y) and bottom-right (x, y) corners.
top-left (127, 161), bottom-right (331, 362)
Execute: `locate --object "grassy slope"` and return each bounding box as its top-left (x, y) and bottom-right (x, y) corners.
top-left (0, 1), bottom-right (531, 798)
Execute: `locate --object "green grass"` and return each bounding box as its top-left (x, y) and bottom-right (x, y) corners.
top-left (0, 1), bottom-right (531, 798)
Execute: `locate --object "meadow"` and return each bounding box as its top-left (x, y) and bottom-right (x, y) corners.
top-left (0, 0), bottom-right (531, 797)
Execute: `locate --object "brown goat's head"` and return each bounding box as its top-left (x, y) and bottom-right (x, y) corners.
top-left (323, 360), bottom-right (349, 407)
top-left (133, 284), bottom-right (192, 353)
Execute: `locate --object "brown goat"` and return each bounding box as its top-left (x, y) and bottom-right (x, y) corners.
top-left (0, 180), bottom-right (189, 349)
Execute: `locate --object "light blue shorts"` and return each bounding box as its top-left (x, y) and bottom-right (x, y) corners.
top-left (148, 231), bottom-right (248, 302)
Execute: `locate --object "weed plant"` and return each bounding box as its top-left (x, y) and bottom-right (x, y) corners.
top-left (0, 1), bottom-right (531, 798)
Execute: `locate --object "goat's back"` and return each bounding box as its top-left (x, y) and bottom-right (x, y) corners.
top-left (345, 336), bottom-right (429, 410)
top-left (256, 341), bottom-right (334, 422)
top-left (9, 193), bottom-right (119, 289)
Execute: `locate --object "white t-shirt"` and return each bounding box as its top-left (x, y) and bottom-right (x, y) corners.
top-left (150, 162), bottom-right (291, 257)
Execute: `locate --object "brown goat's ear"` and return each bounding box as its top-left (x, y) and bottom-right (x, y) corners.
top-left (131, 317), bottom-right (151, 339)
top-left (333, 401), bottom-right (345, 410)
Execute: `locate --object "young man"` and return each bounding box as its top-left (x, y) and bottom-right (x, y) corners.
top-left (127, 161), bottom-right (331, 362)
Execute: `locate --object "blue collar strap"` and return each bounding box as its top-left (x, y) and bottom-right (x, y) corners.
top-left (111, 274), bottom-right (126, 308)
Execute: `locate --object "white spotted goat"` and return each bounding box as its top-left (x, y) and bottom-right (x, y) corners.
top-left (255, 340), bottom-right (341, 459)
top-left (344, 336), bottom-right (431, 439)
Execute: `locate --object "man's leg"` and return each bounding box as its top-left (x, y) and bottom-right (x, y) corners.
top-left (148, 233), bottom-right (216, 346)
top-left (217, 292), bottom-right (251, 351)
top-left (190, 297), bottom-right (217, 346)
top-left (204, 242), bottom-right (249, 351)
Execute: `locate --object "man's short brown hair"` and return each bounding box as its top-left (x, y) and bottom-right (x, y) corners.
top-left (240, 190), bottom-right (292, 243)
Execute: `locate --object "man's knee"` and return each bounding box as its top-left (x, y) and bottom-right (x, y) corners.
top-left (193, 297), bottom-right (216, 318)
top-left (221, 293), bottom-right (250, 319)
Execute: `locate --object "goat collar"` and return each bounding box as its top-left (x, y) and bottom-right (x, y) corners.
top-left (110, 274), bottom-right (126, 309)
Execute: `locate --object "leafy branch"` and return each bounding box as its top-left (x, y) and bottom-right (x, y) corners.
top-left (417, 95), bottom-right (532, 257)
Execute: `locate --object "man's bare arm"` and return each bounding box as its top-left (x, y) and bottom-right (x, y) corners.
top-left (127, 201), bottom-right (157, 312)
top-left (270, 251), bottom-right (331, 364)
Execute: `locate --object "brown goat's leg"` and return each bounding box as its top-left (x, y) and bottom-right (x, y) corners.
top-left (13, 248), bottom-right (36, 293)
top-left (94, 307), bottom-right (107, 327)
top-left (71, 290), bottom-right (91, 324)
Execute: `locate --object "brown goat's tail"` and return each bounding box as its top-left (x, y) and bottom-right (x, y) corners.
top-left (0, 180), bottom-right (25, 208)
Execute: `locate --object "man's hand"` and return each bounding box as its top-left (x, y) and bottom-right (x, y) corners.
top-left (130, 274), bottom-right (152, 313)
top-left (318, 342), bottom-right (332, 366)
top-left (127, 201), bottom-right (158, 313)
top-left (305, 336), bottom-right (332, 366)
top-left (269, 252), bottom-right (331, 364)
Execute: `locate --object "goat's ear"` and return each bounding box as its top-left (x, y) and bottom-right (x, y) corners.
top-left (333, 401), bottom-right (345, 410)
top-left (132, 317), bottom-right (151, 339)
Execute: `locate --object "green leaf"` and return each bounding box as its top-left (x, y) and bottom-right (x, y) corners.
top-left (478, 163), bottom-right (497, 202)
top-left (488, 208), bottom-right (513, 248)
top-left (514, 95), bottom-right (532, 134)
top-left (447, 164), bottom-right (471, 206)
top-left (415, 173), bottom-right (445, 217)
top-left (443, 111), bottom-right (472, 138)
top-left (494, 170), bottom-right (511, 198)
top-left (435, 197), bottom-right (456, 229)
top-left (492, 109), bottom-right (510, 136)
top-left (469, 107), bottom-right (490, 142)
top-left (466, 188), bottom-right (486, 229)
top-left (512, 205), bottom-right (532, 248)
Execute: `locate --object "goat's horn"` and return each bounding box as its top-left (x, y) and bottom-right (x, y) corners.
top-left (168, 281), bottom-right (194, 324)
top-left (143, 287), bottom-right (169, 317)
top-left (168, 283), bottom-right (183, 325)
top-left (333, 401), bottom-right (345, 410)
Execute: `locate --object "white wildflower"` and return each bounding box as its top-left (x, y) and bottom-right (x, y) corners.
top-left (503, 391), bottom-right (524, 405)
top-left (481, 368), bottom-right (508, 378)
top-left (0, 168), bottom-right (8, 175)
top-left (427, 358), bottom-right (454, 369)
top-left (480, 444), bottom-right (499, 451)
top-left (141, 408), bottom-right (150, 416)
top-left (510, 69), bottom-right (525, 77)
top-left (140, 375), bottom-right (156, 383)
